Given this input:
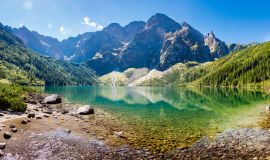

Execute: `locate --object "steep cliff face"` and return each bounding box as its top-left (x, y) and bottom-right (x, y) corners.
top-left (160, 22), bottom-right (212, 69)
top-left (118, 13), bottom-right (182, 70)
top-left (204, 31), bottom-right (229, 58)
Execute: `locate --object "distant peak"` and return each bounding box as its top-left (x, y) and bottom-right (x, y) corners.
top-left (18, 25), bottom-right (29, 31)
top-left (181, 21), bottom-right (191, 28)
top-left (145, 13), bottom-right (181, 31)
top-left (104, 23), bottom-right (123, 30)
top-left (148, 13), bottom-right (172, 22)
top-left (209, 31), bottom-right (215, 37)
top-left (125, 21), bottom-right (146, 27)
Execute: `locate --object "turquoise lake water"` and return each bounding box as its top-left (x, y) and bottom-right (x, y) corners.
top-left (39, 86), bottom-right (270, 151)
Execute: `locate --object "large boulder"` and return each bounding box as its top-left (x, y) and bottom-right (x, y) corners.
top-left (77, 105), bottom-right (94, 115)
top-left (43, 94), bottom-right (62, 104)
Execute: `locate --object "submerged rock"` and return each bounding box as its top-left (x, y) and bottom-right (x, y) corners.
top-left (0, 143), bottom-right (5, 149)
top-left (43, 94), bottom-right (62, 104)
top-left (77, 105), bottom-right (94, 115)
top-left (3, 132), bottom-right (11, 139)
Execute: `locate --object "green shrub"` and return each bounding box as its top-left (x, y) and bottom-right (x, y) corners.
top-left (0, 84), bottom-right (28, 111)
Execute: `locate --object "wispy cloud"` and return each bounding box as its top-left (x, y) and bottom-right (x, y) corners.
top-left (59, 26), bottom-right (65, 33)
top-left (22, 1), bottom-right (33, 10)
top-left (81, 17), bottom-right (103, 30)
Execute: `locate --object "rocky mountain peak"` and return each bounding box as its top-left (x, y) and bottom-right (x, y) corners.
top-left (104, 23), bottom-right (123, 32)
top-left (181, 21), bottom-right (191, 28)
top-left (204, 31), bottom-right (229, 57)
top-left (145, 13), bottom-right (181, 32)
top-left (206, 30), bottom-right (216, 38)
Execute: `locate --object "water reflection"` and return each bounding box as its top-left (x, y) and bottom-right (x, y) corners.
top-left (39, 86), bottom-right (269, 151)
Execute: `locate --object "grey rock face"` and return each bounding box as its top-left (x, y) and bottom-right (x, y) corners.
top-left (204, 31), bottom-right (229, 58)
top-left (160, 22), bottom-right (212, 69)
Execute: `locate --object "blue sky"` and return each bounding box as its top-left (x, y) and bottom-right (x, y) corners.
top-left (0, 0), bottom-right (269, 43)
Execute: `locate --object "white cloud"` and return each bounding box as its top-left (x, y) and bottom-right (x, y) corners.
top-left (59, 26), bottom-right (65, 33)
top-left (48, 23), bottom-right (52, 29)
top-left (22, 1), bottom-right (32, 10)
top-left (81, 17), bottom-right (103, 30)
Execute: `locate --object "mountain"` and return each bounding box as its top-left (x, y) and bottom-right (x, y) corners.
top-left (2, 13), bottom-right (237, 75)
top-left (204, 31), bottom-right (229, 58)
top-left (118, 13), bottom-right (182, 70)
top-left (89, 13), bottom-right (230, 74)
top-left (103, 21), bottom-right (145, 42)
top-left (0, 27), bottom-right (97, 86)
top-left (100, 42), bottom-right (270, 88)
top-left (159, 22), bottom-right (212, 69)
top-left (4, 25), bottom-right (64, 59)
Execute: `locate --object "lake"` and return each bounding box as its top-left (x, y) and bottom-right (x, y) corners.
top-left (39, 86), bottom-right (270, 152)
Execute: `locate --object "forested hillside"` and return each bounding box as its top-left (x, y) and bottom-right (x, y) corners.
top-left (194, 42), bottom-right (270, 87)
top-left (0, 29), bottom-right (97, 86)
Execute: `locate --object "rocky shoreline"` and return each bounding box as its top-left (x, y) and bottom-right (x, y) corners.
top-left (0, 93), bottom-right (269, 159)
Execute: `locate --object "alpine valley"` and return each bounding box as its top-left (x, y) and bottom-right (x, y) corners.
top-left (0, 6), bottom-right (270, 160)
top-left (0, 13), bottom-right (268, 88)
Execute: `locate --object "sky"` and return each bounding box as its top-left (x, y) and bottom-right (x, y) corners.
top-left (0, 0), bottom-right (270, 43)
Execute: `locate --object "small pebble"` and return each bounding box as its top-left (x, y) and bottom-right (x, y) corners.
top-left (21, 120), bottom-right (28, 124)
top-left (11, 128), bottom-right (17, 133)
top-left (0, 143), bottom-right (6, 149)
top-left (9, 124), bottom-right (16, 128)
top-left (3, 132), bottom-right (11, 139)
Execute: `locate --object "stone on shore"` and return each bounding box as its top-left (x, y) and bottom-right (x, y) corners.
top-left (21, 120), bottom-right (28, 124)
top-left (43, 94), bottom-right (62, 104)
top-left (28, 113), bottom-right (35, 118)
top-left (9, 124), bottom-right (16, 128)
top-left (0, 143), bottom-right (5, 149)
top-left (61, 109), bottom-right (69, 114)
top-left (43, 114), bottom-right (50, 118)
top-left (43, 110), bottom-right (53, 114)
top-left (36, 116), bottom-right (42, 119)
top-left (265, 105), bottom-right (270, 111)
top-left (0, 113), bottom-right (4, 116)
top-left (11, 128), bottom-right (17, 133)
top-left (77, 105), bottom-right (94, 115)
top-left (0, 150), bottom-right (4, 157)
top-left (3, 132), bottom-right (11, 139)
top-left (65, 129), bottom-right (71, 134)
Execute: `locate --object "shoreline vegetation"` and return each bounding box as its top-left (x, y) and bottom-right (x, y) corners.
top-left (0, 84), bottom-right (269, 159)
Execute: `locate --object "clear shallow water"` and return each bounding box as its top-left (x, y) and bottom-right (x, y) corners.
top-left (39, 86), bottom-right (270, 151)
